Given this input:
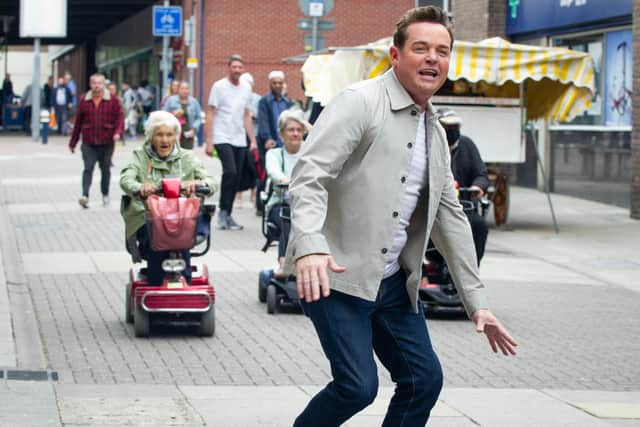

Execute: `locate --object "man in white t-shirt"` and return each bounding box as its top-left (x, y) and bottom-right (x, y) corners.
top-left (206, 54), bottom-right (257, 230)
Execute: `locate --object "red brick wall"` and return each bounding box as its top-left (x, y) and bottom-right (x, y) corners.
top-left (452, 0), bottom-right (505, 42)
top-left (632, 0), bottom-right (640, 218)
top-left (198, 0), bottom-right (413, 103)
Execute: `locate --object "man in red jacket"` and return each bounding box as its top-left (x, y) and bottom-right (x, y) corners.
top-left (69, 73), bottom-right (123, 208)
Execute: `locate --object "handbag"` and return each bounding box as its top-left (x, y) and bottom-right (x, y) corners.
top-left (146, 195), bottom-right (201, 251)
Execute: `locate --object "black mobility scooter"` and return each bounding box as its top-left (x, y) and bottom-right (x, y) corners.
top-left (419, 186), bottom-right (489, 315)
top-left (257, 182), bottom-right (301, 314)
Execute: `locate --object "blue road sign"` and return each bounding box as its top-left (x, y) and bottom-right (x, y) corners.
top-left (153, 6), bottom-right (183, 37)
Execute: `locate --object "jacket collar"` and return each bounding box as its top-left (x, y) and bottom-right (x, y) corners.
top-left (383, 69), bottom-right (436, 118)
top-left (265, 90), bottom-right (290, 104)
top-left (84, 88), bottom-right (111, 101)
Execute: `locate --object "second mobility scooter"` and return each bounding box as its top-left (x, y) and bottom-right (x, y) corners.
top-left (125, 177), bottom-right (217, 337)
top-left (419, 186), bottom-right (489, 315)
top-left (258, 182), bottom-right (300, 314)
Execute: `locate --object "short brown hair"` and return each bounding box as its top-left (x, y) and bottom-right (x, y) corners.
top-left (393, 6), bottom-right (453, 49)
top-left (227, 54), bottom-right (244, 65)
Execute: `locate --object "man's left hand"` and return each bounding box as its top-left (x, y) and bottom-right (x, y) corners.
top-left (249, 140), bottom-right (257, 151)
top-left (113, 134), bottom-right (120, 143)
top-left (472, 309), bottom-right (517, 356)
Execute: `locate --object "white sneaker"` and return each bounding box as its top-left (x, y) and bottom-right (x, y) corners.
top-left (102, 195), bottom-right (110, 207)
top-left (78, 196), bottom-right (89, 209)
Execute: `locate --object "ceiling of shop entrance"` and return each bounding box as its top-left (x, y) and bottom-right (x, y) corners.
top-left (0, 0), bottom-right (157, 45)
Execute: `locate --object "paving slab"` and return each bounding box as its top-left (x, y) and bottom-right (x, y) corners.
top-left (21, 252), bottom-right (96, 275)
top-left (0, 241), bottom-right (16, 367)
top-left (180, 385), bottom-right (308, 426)
top-left (439, 388), bottom-right (610, 426)
top-left (0, 380), bottom-right (60, 427)
top-left (56, 384), bottom-right (203, 426)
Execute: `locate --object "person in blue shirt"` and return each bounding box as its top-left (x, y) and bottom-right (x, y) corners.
top-left (256, 71), bottom-right (292, 216)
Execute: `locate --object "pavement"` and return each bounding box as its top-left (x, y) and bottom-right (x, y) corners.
top-left (0, 133), bottom-right (639, 426)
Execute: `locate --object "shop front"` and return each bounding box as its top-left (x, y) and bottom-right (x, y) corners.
top-left (507, 0), bottom-right (633, 208)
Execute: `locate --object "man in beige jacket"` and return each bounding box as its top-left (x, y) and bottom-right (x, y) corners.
top-left (286, 6), bottom-right (517, 427)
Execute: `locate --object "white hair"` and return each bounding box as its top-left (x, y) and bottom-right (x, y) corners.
top-left (144, 110), bottom-right (182, 142)
top-left (277, 108), bottom-right (306, 135)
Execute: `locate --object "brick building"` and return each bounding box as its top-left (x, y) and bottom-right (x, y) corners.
top-left (191, 0), bottom-right (414, 103)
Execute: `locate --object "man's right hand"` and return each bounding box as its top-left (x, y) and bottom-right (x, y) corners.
top-left (265, 139), bottom-right (276, 149)
top-left (295, 254), bottom-right (346, 303)
top-left (69, 145), bottom-right (75, 154)
top-left (205, 144), bottom-right (214, 156)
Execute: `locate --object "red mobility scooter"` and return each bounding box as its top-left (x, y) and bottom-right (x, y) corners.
top-left (124, 177), bottom-right (216, 337)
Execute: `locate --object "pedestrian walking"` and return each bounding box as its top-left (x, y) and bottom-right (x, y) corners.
top-left (286, 7), bottom-right (517, 427)
top-left (234, 72), bottom-right (261, 209)
top-left (68, 73), bottom-right (123, 209)
top-left (205, 54), bottom-right (257, 230)
top-left (53, 77), bottom-right (72, 135)
top-left (160, 79), bottom-right (180, 109)
top-left (43, 76), bottom-right (53, 110)
top-left (121, 81), bottom-right (139, 140)
top-left (64, 71), bottom-right (78, 132)
top-left (20, 83), bottom-right (33, 135)
top-left (163, 81), bottom-right (202, 150)
top-left (256, 70), bottom-right (292, 216)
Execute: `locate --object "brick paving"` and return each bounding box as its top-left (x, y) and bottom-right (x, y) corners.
top-left (1, 135), bottom-right (640, 391)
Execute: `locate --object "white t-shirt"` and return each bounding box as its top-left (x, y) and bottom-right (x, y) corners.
top-left (207, 78), bottom-right (252, 147)
top-left (383, 112), bottom-right (429, 278)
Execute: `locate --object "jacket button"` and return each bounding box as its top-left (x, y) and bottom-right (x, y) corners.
top-left (392, 211), bottom-right (399, 218)
top-left (400, 176), bottom-right (406, 184)
top-left (381, 248), bottom-right (388, 254)
top-left (411, 110), bottom-right (417, 116)
top-left (407, 142), bottom-right (413, 148)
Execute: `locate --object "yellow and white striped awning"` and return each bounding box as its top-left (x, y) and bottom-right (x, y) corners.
top-left (301, 37), bottom-right (595, 123)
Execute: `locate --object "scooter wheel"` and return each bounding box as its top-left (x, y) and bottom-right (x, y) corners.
top-left (134, 304), bottom-right (150, 337)
top-left (266, 284), bottom-right (278, 315)
top-left (125, 283), bottom-right (133, 324)
top-left (198, 305), bottom-right (215, 337)
top-left (258, 271), bottom-right (268, 303)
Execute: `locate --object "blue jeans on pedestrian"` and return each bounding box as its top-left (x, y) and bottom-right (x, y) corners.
top-left (295, 270), bottom-right (443, 427)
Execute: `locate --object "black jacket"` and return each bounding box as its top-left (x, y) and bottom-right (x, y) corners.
top-left (450, 135), bottom-right (488, 192)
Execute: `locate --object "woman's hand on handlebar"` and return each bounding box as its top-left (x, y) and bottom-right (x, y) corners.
top-left (139, 182), bottom-right (157, 197)
top-left (183, 180), bottom-right (206, 195)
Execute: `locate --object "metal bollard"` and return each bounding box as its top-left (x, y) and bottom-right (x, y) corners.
top-left (40, 109), bottom-right (50, 144)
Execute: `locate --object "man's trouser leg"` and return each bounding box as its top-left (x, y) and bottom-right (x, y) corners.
top-left (372, 272), bottom-right (443, 426)
top-left (469, 212), bottom-right (488, 265)
top-left (97, 143), bottom-right (115, 196)
top-left (81, 144), bottom-right (99, 198)
top-left (215, 144), bottom-right (239, 214)
top-left (296, 270), bottom-right (443, 427)
top-left (229, 145), bottom-right (246, 215)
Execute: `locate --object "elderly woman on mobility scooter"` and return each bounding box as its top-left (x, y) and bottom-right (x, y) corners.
top-left (265, 108), bottom-right (308, 278)
top-left (120, 110), bottom-right (217, 286)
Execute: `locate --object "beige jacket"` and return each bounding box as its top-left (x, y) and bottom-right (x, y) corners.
top-left (285, 69), bottom-right (488, 316)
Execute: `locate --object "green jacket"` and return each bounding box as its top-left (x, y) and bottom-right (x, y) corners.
top-left (120, 143), bottom-right (218, 239)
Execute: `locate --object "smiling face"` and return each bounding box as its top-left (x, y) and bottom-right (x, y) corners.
top-left (151, 124), bottom-right (177, 159)
top-left (390, 21), bottom-right (451, 107)
top-left (228, 60), bottom-right (245, 84)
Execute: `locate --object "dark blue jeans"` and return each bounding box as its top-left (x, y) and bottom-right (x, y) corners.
top-left (295, 270), bottom-right (443, 427)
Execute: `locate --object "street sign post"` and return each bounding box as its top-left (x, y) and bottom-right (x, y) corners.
top-left (153, 6), bottom-right (183, 36)
top-left (153, 4), bottom-right (183, 100)
top-left (297, 19), bottom-right (335, 31)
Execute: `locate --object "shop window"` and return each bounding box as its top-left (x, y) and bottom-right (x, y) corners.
top-left (554, 34), bottom-right (603, 126)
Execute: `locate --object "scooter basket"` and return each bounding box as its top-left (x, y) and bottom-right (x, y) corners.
top-left (146, 195), bottom-right (201, 251)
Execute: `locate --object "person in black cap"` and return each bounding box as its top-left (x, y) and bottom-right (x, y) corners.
top-left (437, 107), bottom-right (489, 264)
